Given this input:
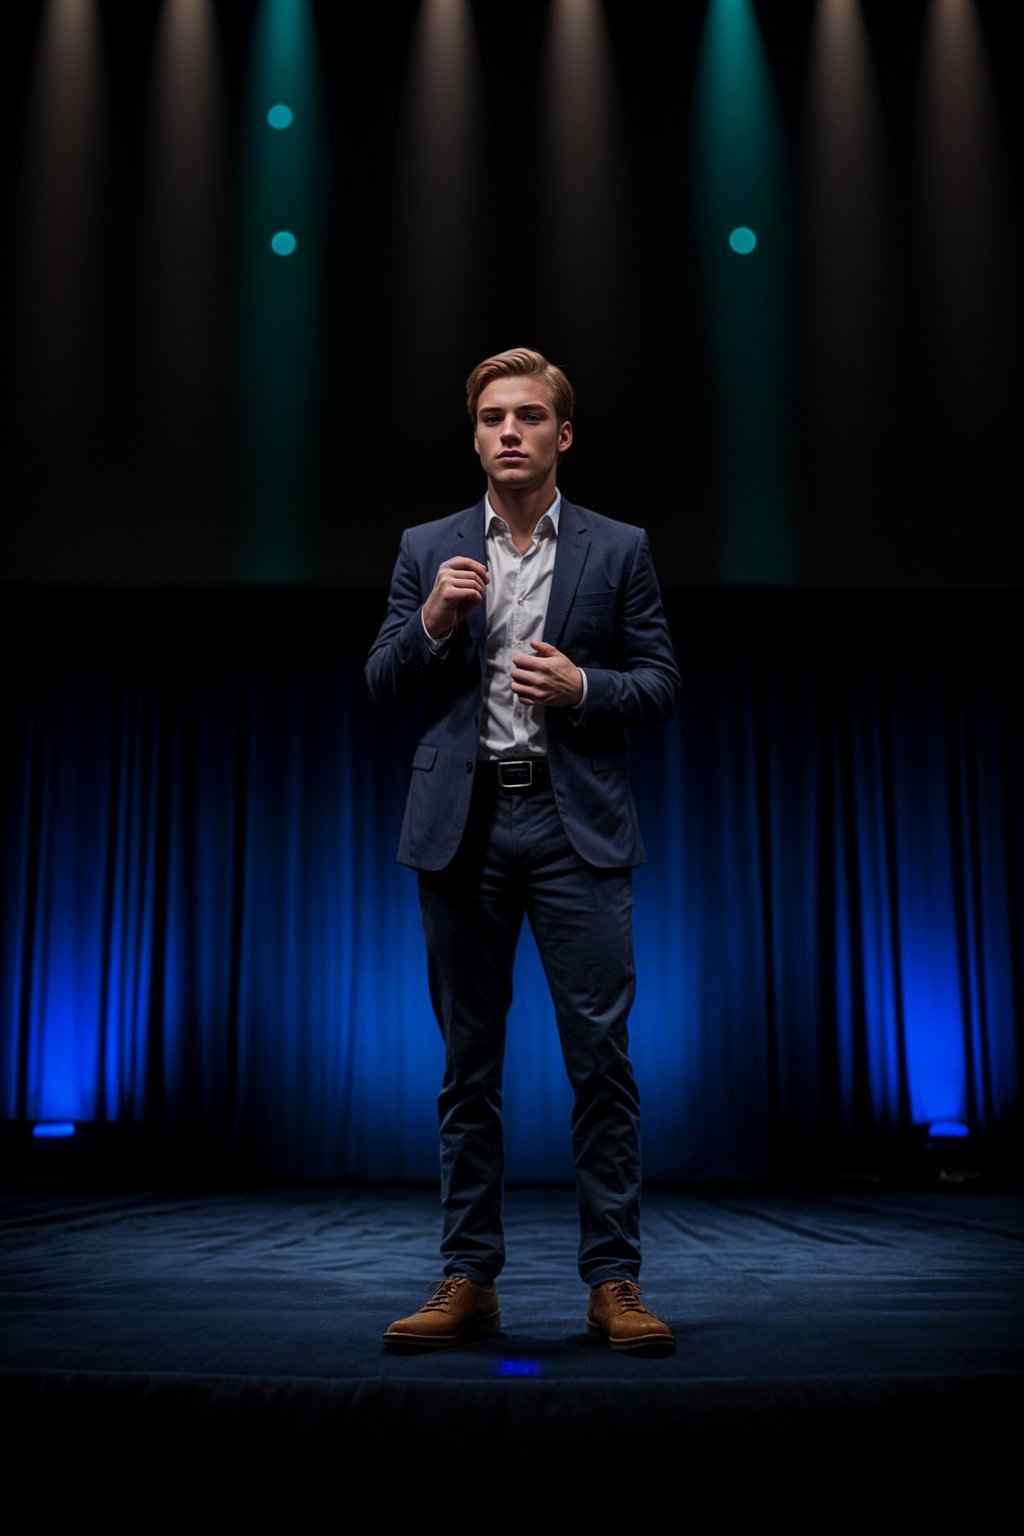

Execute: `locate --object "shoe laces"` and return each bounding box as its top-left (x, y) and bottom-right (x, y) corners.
top-left (422, 1277), bottom-right (466, 1312)
top-left (606, 1279), bottom-right (648, 1313)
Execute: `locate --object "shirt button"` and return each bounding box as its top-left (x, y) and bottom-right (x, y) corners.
top-left (517, 599), bottom-right (525, 607)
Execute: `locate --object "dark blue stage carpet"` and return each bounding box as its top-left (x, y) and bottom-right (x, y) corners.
top-left (2, 1185), bottom-right (1021, 1500)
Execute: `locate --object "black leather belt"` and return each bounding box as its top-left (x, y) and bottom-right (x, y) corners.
top-left (482, 758), bottom-right (552, 792)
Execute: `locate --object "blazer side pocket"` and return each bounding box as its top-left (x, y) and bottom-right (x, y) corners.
top-left (590, 750), bottom-right (628, 773)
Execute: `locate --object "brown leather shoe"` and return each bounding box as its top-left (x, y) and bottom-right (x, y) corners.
top-left (382, 1277), bottom-right (501, 1350)
top-left (587, 1279), bottom-right (676, 1355)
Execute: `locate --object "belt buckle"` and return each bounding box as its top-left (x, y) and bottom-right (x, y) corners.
top-left (497, 760), bottom-right (533, 790)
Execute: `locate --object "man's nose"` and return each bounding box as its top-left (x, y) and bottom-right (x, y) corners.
top-left (500, 418), bottom-right (521, 443)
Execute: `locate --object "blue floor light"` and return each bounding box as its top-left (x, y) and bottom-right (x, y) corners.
top-left (927, 1120), bottom-right (969, 1140)
top-left (492, 1359), bottom-right (543, 1378)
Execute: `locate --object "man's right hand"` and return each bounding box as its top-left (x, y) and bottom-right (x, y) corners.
top-left (422, 557), bottom-right (489, 639)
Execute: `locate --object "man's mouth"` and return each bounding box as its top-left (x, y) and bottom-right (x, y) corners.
top-left (498, 452), bottom-right (525, 460)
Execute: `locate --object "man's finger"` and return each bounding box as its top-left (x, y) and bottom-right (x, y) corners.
top-left (442, 557), bottom-right (489, 580)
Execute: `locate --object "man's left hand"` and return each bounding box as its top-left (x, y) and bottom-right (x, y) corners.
top-left (510, 641), bottom-right (584, 708)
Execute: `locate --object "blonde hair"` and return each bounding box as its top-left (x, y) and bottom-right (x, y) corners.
top-left (465, 347), bottom-right (575, 425)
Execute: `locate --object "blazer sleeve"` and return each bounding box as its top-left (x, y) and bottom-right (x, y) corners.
top-left (572, 530), bottom-right (681, 728)
top-left (364, 531), bottom-right (444, 710)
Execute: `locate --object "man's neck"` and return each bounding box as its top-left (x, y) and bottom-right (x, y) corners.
top-left (487, 478), bottom-right (559, 552)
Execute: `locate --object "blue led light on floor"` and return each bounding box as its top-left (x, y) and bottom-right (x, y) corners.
top-left (927, 1120), bottom-right (970, 1139)
top-left (267, 103), bottom-right (293, 130)
top-left (33, 1121), bottom-right (76, 1139)
top-left (270, 230), bottom-right (297, 256)
top-left (492, 1360), bottom-right (543, 1378)
top-left (729, 226), bottom-right (757, 255)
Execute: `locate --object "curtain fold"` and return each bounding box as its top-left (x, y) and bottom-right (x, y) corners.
top-left (1, 592), bottom-right (1019, 1181)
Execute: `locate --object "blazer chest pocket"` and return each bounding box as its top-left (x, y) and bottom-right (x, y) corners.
top-left (412, 743), bottom-right (438, 771)
top-left (574, 589), bottom-right (618, 608)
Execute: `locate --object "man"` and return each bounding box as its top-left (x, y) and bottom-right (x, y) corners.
top-left (366, 347), bottom-right (681, 1354)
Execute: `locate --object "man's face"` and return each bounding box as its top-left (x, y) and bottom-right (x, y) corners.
top-left (473, 375), bottom-right (572, 493)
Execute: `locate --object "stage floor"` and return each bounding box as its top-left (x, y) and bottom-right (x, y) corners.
top-left (2, 1184), bottom-right (1021, 1497)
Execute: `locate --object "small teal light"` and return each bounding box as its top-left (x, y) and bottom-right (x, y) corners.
top-left (270, 231), bottom-right (298, 257)
top-left (33, 1121), bottom-right (76, 1139)
top-left (267, 104), bottom-right (293, 130)
top-left (492, 1359), bottom-right (543, 1378)
top-left (927, 1120), bottom-right (970, 1139)
top-left (729, 226), bottom-right (757, 255)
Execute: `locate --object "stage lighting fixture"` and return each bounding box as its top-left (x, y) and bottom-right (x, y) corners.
top-left (270, 230), bottom-right (297, 256)
top-left (32, 1121), bottom-right (76, 1139)
top-left (729, 226), bottom-right (757, 254)
top-left (917, 1120), bottom-right (981, 1187)
top-left (267, 103), bottom-right (293, 129)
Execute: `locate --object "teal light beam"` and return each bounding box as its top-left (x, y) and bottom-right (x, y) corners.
top-left (232, 0), bottom-right (327, 584)
top-left (691, 0), bottom-right (795, 584)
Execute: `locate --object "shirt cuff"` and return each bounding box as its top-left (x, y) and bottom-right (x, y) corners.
top-left (421, 607), bottom-right (453, 652)
top-left (570, 667), bottom-right (588, 717)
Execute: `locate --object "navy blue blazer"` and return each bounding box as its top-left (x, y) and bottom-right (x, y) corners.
top-left (365, 496), bottom-right (681, 871)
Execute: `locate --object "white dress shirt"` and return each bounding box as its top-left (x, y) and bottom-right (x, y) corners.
top-left (421, 491), bottom-right (586, 760)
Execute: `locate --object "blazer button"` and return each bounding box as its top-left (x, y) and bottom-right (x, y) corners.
top-left (465, 761), bottom-right (474, 774)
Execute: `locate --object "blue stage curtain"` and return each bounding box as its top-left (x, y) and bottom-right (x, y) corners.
top-left (1, 593), bottom-right (1018, 1182)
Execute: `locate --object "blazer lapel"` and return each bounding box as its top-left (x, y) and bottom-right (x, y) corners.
top-left (454, 498), bottom-right (488, 655)
top-left (544, 498), bottom-right (590, 647)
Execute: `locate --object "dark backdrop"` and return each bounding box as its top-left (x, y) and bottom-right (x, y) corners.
top-left (0, 3), bottom-right (1020, 1185)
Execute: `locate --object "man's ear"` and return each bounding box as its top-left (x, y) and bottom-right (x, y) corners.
top-left (558, 421), bottom-right (574, 454)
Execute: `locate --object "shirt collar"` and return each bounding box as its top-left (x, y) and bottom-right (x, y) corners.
top-left (485, 490), bottom-right (561, 540)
